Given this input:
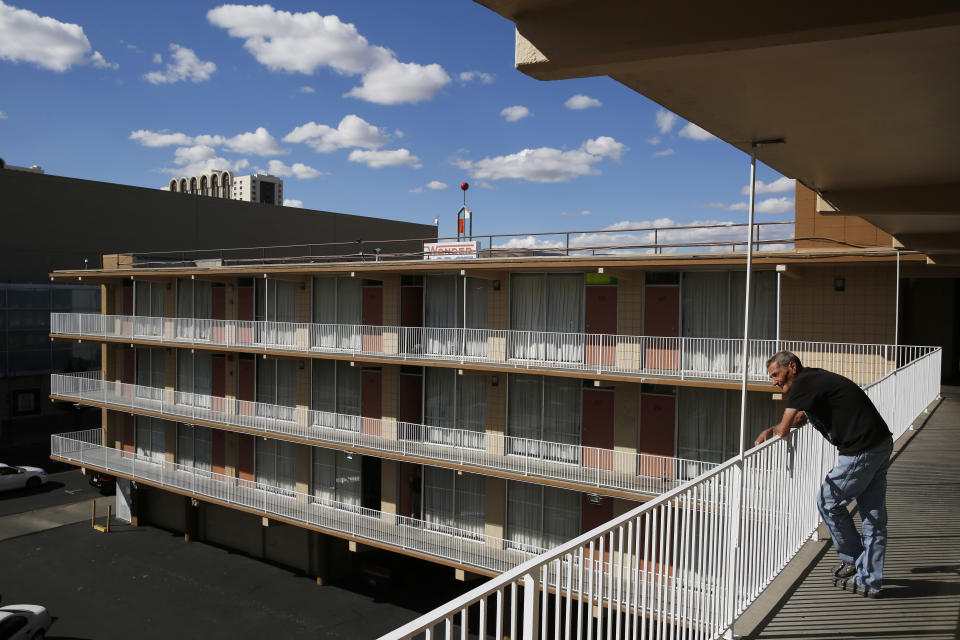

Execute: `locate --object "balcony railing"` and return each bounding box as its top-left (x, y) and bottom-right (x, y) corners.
top-left (380, 348), bottom-right (942, 639)
top-left (52, 313), bottom-right (937, 386)
top-left (50, 429), bottom-right (543, 574)
top-left (50, 372), bottom-right (716, 498)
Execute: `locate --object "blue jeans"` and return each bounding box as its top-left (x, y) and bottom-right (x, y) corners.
top-left (817, 436), bottom-right (893, 591)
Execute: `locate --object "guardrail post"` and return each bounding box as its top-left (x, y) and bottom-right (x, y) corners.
top-left (522, 571), bottom-right (540, 640)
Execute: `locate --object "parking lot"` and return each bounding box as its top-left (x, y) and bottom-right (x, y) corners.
top-left (1, 470), bottom-right (472, 639)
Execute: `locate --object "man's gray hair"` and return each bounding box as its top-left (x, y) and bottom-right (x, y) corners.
top-left (766, 350), bottom-right (803, 370)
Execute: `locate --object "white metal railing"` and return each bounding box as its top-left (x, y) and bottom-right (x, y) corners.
top-left (380, 348), bottom-right (942, 640)
top-left (49, 429), bottom-right (543, 574)
top-left (50, 372), bottom-right (715, 498)
top-left (51, 313), bottom-right (936, 386)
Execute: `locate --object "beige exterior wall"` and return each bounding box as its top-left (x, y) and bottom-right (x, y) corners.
top-left (295, 444), bottom-right (311, 494)
top-left (617, 276), bottom-right (644, 336)
top-left (795, 183), bottom-right (893, 249)
top-left (613, 382), bottom-right (639, 456)
top-left (484, 476), bottom-right (506, 540)
top-left (381, 364), bottom-right (399, 439)
top-left (381, 459), bottom-right (398, 520)
top-left (224, 431), bottom-right (239, 477)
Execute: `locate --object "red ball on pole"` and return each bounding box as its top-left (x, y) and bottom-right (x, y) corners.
top-left (460, 182), bottom-right (469, 191)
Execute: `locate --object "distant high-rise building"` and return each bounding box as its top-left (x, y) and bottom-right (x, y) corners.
top-left (231, 173), bottom-right (283, 205)
top-left (167, 170), bottom-right (233, 198)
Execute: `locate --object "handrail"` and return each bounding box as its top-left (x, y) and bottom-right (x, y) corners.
top-left (49, 430), bottom-right (544, 574)
top-left (379, 347), bottom-right (942, 640)
top-left (50, 372), bottom-right (716, 498)
top-left (51, 312), bottom-right (937, 386)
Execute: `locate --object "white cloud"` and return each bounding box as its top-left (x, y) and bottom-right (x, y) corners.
top-left (283, 114), bottom-right (388, 153)
top-left (408, 187), bottom-right (424, 193)
top-left (678, 122), bottom-right (715, 141)
top-left (0, 1), bottom-right (113, 71)
top-left (560, 210), bottom-right (593, 217)
top-left (152, 53), bottom-right (162, 64)
top-left (0, 110), bottom-right (8, 119)
top-left (454, 136), bottom-right (628, 183)
top-left (283, 199), bottom-right (303, 208)
top-left (500, 105), bottom-right (531, 122)
top-left (222, 127), bottom-right (285, 156)
top-left (581, 136), bottom-right (627, 161)
top-left (267, 159), bottom-right (323, 179)
top-left (348, 148), bottom-right (421, 169)
top-left (143, 44), bottom-right (215, 84)
top-left (459, 70), bottom-right (494, 84)
top-left (163, 144), bottom-right (249, 176)
top-left (129, 129), bottom-right (194, 147)
top-left (426, 180), bottom-right (447, 190)
top-left (564, 94), bottom-right (602, 110)
top-left (741, 176), bottom-right (795, 195)
top-left (647, 136), bottom-right (661, 145)
top-left (90, 51), bottom-right (118, 69)
top-left (299, 85), bottom-right (315, 93)
top-left (207, 5), bottom-right (449, 104)
top-left (726, 197), bottom-right (795, 214)
top-left (655, 109), bottom-right (677, 134)
top-left (654, 148), bottom-right (675, 157)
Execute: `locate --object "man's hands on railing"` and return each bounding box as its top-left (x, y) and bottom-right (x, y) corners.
top-left (754, 409), bottom-right (807, 446)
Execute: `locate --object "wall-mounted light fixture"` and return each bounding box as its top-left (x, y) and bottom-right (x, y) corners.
top-left (491, 375), bottom-right (499, 387)
top-left (834, 277), bottom-right (846, 292)
top-left (587, 493), bottom-right (602, 506)
top-left (492, 280), bottom-right (501, 291)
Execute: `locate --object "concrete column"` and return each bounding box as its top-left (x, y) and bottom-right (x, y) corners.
top-left (295, 443), bottom-right (311, 495)
top-left (295, 359), bottom-right (310, 427)
top-left (487, 273), bottom-right (508, 363)
top-left (224, 431), bottom-right (239, 477)
top-left (613, 382), bottom-right (639, 473)
top-left (295, 276), bottom-right (311, 349)
top-left (485, 376), bottom-right (506, 455)
top-left (485, 476), bottom-right (506, 542)
top-left (164, 420), bottom-right (177, 464)
top-left (381, 274), bottom-right (400, 354)
top-left (381, 364), bottom-right (398, 440)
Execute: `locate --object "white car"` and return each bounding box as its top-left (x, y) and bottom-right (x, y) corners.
top-left (0, 464), bottom-right (47, 492)
top-left (0, 604), bottom-right (52, 639)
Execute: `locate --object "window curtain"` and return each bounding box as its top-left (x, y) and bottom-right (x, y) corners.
top-left (681, 272), bottom-right (731, 375)
top-left (509, 274), bottom-right (545, 359)
top-left (177, 423), bottom-right (212, 473)
top-left (729, 271), bottom-right (777, 377)
top-left (255, 438), bottom-right (297, 494)
top-left (336, 360), bottom-right (361, 431)
top-left (542, 377), bottom-right (581, 463)
top-left (135, 415), bottom-right (166, 463)
top-left (256, 280), bottom-right (298, 347)
top-left (311, 447), bottom-right (361, 507)
top-left (256, 358), bottom-right (297, 421)
top-left (458, 375), bottom-right (486, 449)
top-left (311, 359), bottom-right (335, 427)
top-left (134, 281), bottom-right (164, 337)
top-left (424, 368), bottom-right (455, 445)
top-left (677, 387), bottom-right (726, 463)
top-left (509, 274), bottom-right (583, 361)
top-left (176, 279), bottom-right (194, 339)
top-left (464, 277), bottom-right (488, 357)
top-left (423, 467), bottom-right (485, 537)
top-left (338, 278), bottom-right (362, 350)
top-left (507, 374), bottom-right (541, 456)
top-left (135, 348), bottom-right (163, 401)
top-left (425, 275), bottom-right (456, 355)
top-left (507, 482), bottom-right (579, 550)
top-left (194, 281), bottom-right (212, 341)
top-left (312, 277), bottom-right (337, 348)
top-left (194, 351), bottom-right (212, 410)
top-left (723, 390), bottom-right (779, 460)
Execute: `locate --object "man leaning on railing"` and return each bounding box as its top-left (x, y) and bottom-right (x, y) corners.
top-left (755, 350), bottom-right (894, 599)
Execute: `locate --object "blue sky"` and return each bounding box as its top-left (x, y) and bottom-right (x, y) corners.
top-left (0, 0), bottom-right (796, 244)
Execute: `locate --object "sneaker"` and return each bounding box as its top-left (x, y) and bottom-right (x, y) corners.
top-left (832, 562), bottom-right (857, 580)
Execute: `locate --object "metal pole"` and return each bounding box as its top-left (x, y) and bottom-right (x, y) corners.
top-left (894, 249), bottom-right (900, 352)
top-left (776, 270), bottom-right (782, 345)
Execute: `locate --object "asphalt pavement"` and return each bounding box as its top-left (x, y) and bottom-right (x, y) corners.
top-left (0, 468), bottom-right (102, 517)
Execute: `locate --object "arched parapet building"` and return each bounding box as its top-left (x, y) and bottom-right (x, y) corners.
top-left (167, 170), bottom-right (233, 199)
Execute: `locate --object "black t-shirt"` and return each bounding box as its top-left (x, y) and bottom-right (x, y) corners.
top-left (786, 368), bottom-right (891, 455)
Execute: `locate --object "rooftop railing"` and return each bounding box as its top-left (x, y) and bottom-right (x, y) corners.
top-left (50, 372), bottom-right (715, 499)
top-left (49, 429), bottom-right (542, 574)
top-left (379, 348), bottom-right (941, 639)
top-left (51, 313), bottom-right (935, 386)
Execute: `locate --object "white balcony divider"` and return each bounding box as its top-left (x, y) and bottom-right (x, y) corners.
top-left (50, 429), bottom-right (543, 574)
top-left (52, 313), bottom-right (936, 386)
top-left (50, 372), bottom-right (715, 498)
top-left (380, 348), bottom-right (942, 640)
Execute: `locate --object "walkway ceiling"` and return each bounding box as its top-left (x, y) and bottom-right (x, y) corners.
top-left (476, 1), bottom-right (960, 263)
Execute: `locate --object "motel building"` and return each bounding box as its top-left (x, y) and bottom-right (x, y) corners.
top-left (43, 184), bottom-right (949, 592)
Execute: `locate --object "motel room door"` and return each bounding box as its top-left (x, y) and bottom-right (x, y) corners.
top-left (361, 367), bottom-right (382, 436)
top-left (361, 284), bottom-right (383, 353)
top-left (639, 390), bottom-right (677, 480)
top-left (585, 285), bottom-right (617, 367)
top-left (581, 387), bottom-right (615, 470)
top-left (643, 283), bottom-right (680, 370)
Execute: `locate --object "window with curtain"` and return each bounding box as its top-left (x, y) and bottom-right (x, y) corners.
top-left (422, 369), bottom-right (486, 448)
top-left (256, 279), bottom-right (298, 347)
top-left (423, 276), bottom-right (488, 357)
top-left (423, 467), bottom-right (485, 538)
top-left (255, 438), bottom-right (297, 495)
top-left (506, 481), bottom-right (580, 550)
top-left (176, 423), bottom-right (212, 473)
top-left (310, 359), bottom-right (361, 431)
top-left (509, 273), bottom-right (583, 361)
top-left (723, 390), bottom-right (779, 460)
top-left (134, 281), bottom-right (165, 317)
top-left (135, 415), bottom-right (166, 463)
top-left (135, 347), bottom-right (165, 401)
top-left (256, 358), bottom-right (297, 421)
top-left (311, 446), bottom-right (361, 508)
top-left (312, 277), bottom-right (362, 349)
top-left (507, 374), bottom-right (581, 463)
top-left (175, 279), bottom-right (213, 341)
top-left (729, 271), bottom-right (777, 376)
top-left (676, 388), bottom-right (780, 465)
top-left (176, 350), bottom-right (212, 409)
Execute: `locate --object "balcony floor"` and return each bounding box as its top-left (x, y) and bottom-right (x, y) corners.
top-left (741, 386), bottom-right (960, 639)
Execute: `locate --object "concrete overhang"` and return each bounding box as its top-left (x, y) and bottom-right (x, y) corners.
top-left (476, 1), bottom-right (960, 252)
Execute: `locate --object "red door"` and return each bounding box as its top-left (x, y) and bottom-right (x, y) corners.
top-left (212, 284), bottom-right (226, 343)
top-left (582, 388), bottom-right (615, 469)
top-left (361, 368), bottom-right (382, 435)
top-left (585, 286), bottom-right (617, 366)
top-left (211, 355), bottom-right (226, 413)
top-left (237, 434), bottom-right (254, 481)
top-left (237, 284), bottom-right (254, 344)
top-left (238, 356), bottom-right (255, 416)
top-left (581, 494), bottom-right (614, 534)
top-left (361, 286), bottom-right (383, 353)
top-left (212, 429), bottom-right (226, 476)
top-left (639, 393), bottom-right (676, 479)
top-left (643, 285), bottom-right (680, 370)
top-left (399, 371), bottom-right (423, 422)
